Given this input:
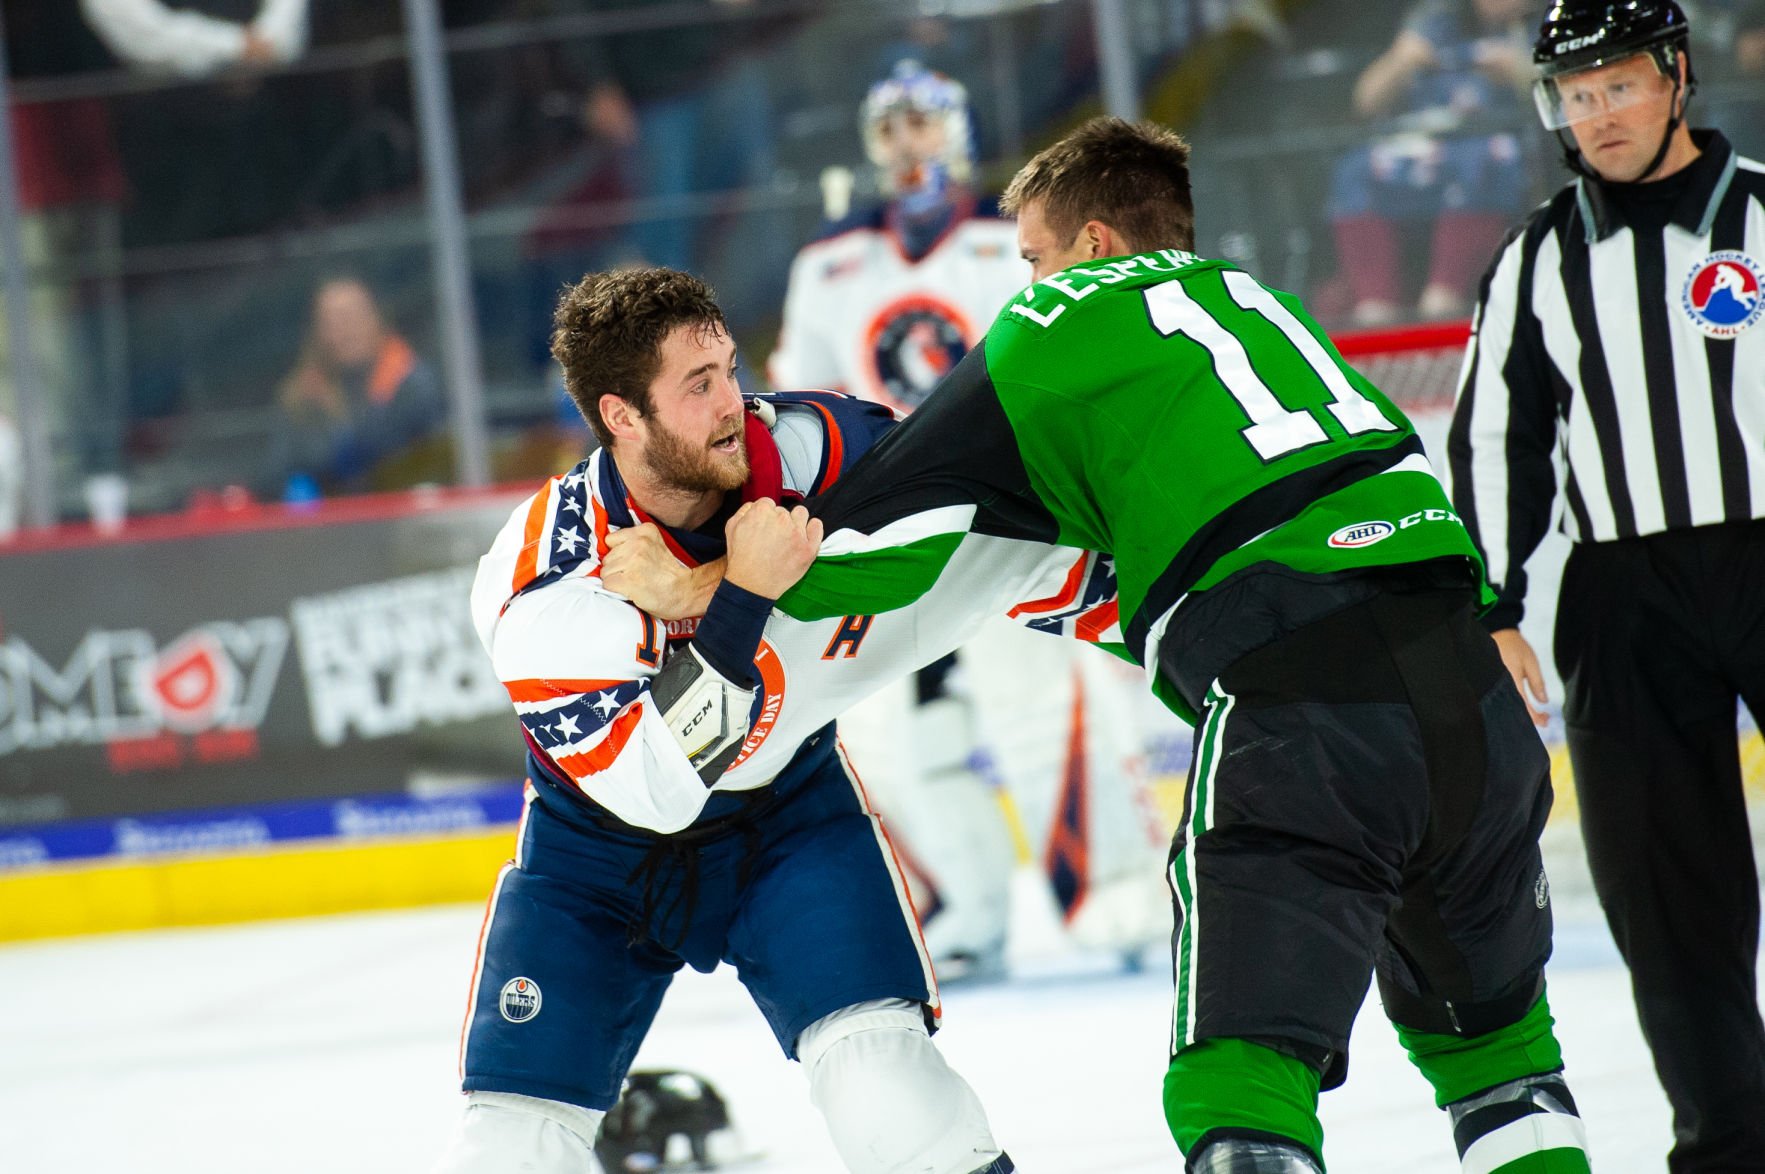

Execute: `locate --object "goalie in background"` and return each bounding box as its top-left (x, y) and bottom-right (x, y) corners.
top-left (770, 60), bottom-right (1168, 982)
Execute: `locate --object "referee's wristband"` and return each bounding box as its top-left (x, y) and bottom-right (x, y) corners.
top-left (689, 580), bottom-right (774, 688)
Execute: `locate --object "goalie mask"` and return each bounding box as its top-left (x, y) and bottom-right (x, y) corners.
top-left (862, 60), bottom-right (974, 217)
top-left (595, 1069), bottom-right (742, 1171)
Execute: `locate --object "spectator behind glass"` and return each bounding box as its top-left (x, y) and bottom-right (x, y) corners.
top-left (1743, 0), bottom-right (1765, 73)
top-left (275, 278), bottom-right (447, 500)
top-left (535, 0), bottom-right (792, 274)
top-left (78, 0), bottom-right (308, 78)
top-left (1330, 0), bottom-right (1537, 325)
top-left (87, 0), bottom-right (312, 249)
top-left (1693, 0), bottom-right (1765, 157)
top-left (1, 1), bottom-right (131, 521)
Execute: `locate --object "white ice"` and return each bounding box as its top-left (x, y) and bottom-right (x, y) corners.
top-left (2, 832), bottom-right (1750, 1174)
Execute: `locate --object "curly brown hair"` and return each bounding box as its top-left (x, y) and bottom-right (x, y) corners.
top-left (551, 268), bottom-right (729, 449)
top-left (1000, 117), bottom-right (1195, 255)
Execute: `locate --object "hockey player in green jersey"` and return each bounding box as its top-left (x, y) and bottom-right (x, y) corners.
top-left (779, 119), bottom-right (1591, 1173)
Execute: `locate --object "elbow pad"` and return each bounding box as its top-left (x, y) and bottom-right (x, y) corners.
top-left (649, 645), bottom-right (756, 784)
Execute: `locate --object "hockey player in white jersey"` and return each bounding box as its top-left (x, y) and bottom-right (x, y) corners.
top-left (433, 268), bottom-right (1122, 1173)
top-left (769, 60), bottom-right (1020, 410)
top-left (769, 61), bottom-right (1166, 979)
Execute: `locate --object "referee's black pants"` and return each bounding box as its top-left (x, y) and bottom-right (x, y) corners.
top-left (1555, 519), bottom-right (1765, 1172)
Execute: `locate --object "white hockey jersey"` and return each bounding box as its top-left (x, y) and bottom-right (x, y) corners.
top-left (469, 392), bottom-right (1120, 835)
top-left (767, 201), bottom-right (1028, 413)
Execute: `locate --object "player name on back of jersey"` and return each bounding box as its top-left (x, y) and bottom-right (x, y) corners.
top-left (1008, 249), bottom-right (1203, 328)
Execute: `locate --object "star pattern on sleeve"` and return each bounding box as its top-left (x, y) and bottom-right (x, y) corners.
top-left (518, 680), bottom-right (645, 752)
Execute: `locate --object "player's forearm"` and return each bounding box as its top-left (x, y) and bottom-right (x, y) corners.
top-left (683, 557), bottom-right (729, 618)
top-left (687, 577), bottom-right (770, 688)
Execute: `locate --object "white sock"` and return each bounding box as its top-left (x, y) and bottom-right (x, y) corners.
top-left (429, 1090), bottom-right (605, 1174)
top-left (799, 999), bottom-right (1005, 1174)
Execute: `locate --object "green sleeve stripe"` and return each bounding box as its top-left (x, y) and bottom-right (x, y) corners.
top-left (775, 532), bottom-right (964, 621)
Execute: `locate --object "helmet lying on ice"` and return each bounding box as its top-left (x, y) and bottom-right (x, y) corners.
top-left (595, 1069), bottom-right (737, 1172)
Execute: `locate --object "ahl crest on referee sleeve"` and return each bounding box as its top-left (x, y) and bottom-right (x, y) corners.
top-left (1681, 251), bottom-right (1764, 339)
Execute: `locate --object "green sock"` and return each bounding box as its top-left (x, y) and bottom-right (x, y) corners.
top-left (1472, 1153), bottom-right (1592, 1173)
top-left (1394, 991), bottom-right (1565, 1107)
top-left (1396, 991), bottom-right (1589, 1173)
top-left (1163, 1037), bottom-right (1325, 1167)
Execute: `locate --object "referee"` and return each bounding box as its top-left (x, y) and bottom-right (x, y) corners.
top-left (1448, 1), bottom-right (1765, 1168)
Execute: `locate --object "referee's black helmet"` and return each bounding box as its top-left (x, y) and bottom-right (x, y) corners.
top-left (1531, 1), bottom-right (1696, 179)
top-left (1533, 1), bottom-right (1693, 82)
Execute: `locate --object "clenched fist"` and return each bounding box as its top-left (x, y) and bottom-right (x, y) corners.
top-left (724, 499), bottom-right (824, 599)
top-left (602, 523), bottom-right (706, 619)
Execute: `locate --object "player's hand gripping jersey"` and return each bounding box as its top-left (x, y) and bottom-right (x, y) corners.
top-left (470, 391), bottom-right (1120, 833)
top-left (781, 251), bottom-right (1492, 723)
top-left (767, 203), bottom-right (1026, 413)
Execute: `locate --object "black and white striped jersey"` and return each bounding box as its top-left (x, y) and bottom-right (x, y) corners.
top-left (1448, 130), bottom-right (1765, 628)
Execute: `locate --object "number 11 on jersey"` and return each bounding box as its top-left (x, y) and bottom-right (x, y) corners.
top-left (1145, 271), bottom-right (1398, 462)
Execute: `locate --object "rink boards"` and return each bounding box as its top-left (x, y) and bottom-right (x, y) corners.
top-left (5, 723), bottom-right (1762, 943)
top-left (4, 417), bottom-right (1764, 943)
top-left (0, 785), bottom-right (525, 941)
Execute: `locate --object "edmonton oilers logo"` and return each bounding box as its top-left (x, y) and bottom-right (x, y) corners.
top-left (1681, 251), bottom-right (1764, 339)
top-left (499, 977), bottom-right (542, 1023)
top-left (871, 301), bottom-right (969, 411)
top-left (1328, 520), bottom-right (1395, 549)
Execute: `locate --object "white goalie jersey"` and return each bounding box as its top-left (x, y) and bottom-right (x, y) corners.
top-left (469, 392), bottom-right (1121, 835)
top-left (767, 202), bottom-right (1028, 413)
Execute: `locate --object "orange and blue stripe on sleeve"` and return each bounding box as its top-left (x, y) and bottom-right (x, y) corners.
top-left (507, 678), bottom-right (648, 779)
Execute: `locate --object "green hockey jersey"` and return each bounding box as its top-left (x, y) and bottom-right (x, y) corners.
top-left (780, 249), bottom-right (1491, 722)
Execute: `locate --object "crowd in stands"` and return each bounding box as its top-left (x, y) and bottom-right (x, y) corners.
top-left (1330, 0), bottom-right (1536, 327)
top-left (0, 0), bottom-right (1761, 533)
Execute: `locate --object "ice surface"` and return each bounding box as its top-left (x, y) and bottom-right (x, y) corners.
top-left (0, 855), bottom-right (1732, 1173)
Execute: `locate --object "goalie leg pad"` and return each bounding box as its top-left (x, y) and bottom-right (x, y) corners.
top-left (430, 1090), bottom-right (605, 1174)
top-left (799, 998), bottom-right (1006, 1174)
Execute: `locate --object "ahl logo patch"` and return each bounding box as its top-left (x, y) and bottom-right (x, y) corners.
top-left (1681, 251), bottom-right (1764, 339)
top-left (1535, 869), bottom-right (1551, 910)
top-left (499, 977), bottom-right (543, 1023)
top-left (1328, 521), bottom-right (1395, 549)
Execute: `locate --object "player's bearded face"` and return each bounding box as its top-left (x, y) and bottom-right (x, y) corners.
top-left (643, 408), bottom-right (749, 494)
top-left (631, 321), bottom-right (749, 497)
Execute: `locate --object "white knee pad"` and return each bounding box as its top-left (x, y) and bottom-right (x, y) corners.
top-left (799, 999), bottom-right (1005, 1174)
top-left (430, 1090), bottom-right (606, 1174)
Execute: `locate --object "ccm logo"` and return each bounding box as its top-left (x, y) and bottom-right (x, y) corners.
top-left (1328, 521), bottom-right (1395, 548)
top-left (680, 697), bottom-right (715, 738)
top-left (1399, 507), bottom-right (1460, 528)
top-left (1558, 30), bottom-right (1606, 53)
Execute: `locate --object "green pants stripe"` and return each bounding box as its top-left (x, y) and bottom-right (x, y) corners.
top-left (1172, 681), bottom-right (1234, 1051)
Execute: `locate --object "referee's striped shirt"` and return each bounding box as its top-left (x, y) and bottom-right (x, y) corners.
top-left (1447, 129), bottom-right (1765, 628)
